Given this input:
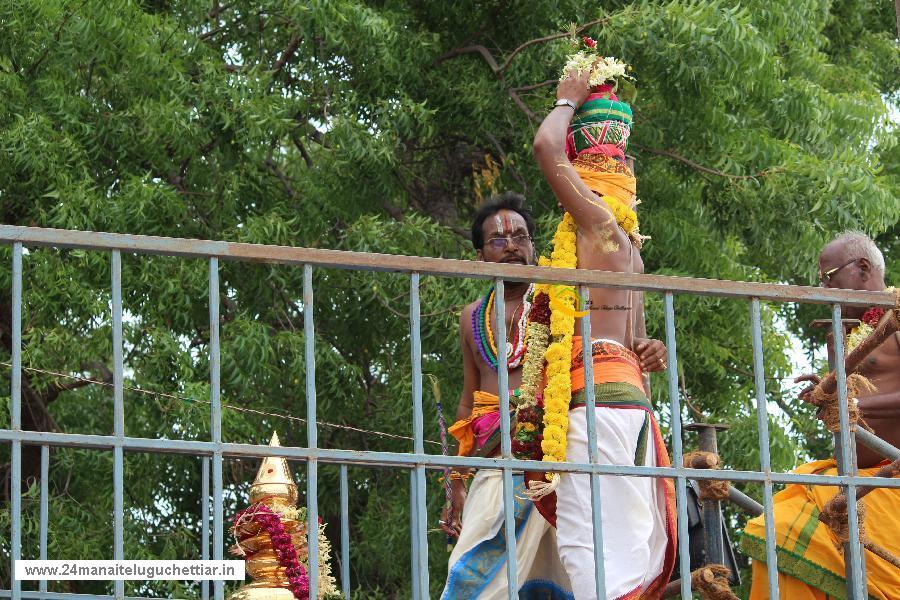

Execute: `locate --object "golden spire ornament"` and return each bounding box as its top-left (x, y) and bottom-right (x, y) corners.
top-left (229, 432), bottom-right (338, 600)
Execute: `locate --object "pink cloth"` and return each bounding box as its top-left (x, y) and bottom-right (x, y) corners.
top-left (472, 412), bottom-right (500, 450)
top-left (575, 144), bottom-right (626, 161)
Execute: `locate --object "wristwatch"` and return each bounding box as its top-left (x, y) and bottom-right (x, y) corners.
top-left (554, 98), bottom-right (578, 111)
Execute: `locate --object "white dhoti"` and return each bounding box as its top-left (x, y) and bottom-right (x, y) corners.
top-left (442, 470), bottom-right (573, 599)
top-left (555, 407), bottom-right (672, 600)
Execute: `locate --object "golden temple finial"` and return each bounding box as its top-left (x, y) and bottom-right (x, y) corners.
top-left (249, 431), bottom-right (298, 508)
top-left (230, 431), bottom-right (338, 600)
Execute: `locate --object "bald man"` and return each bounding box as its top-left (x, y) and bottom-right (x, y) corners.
top-left (742, 231), bottom-right (900, 599)
top-left (813, 232), bottom-right (900, 466)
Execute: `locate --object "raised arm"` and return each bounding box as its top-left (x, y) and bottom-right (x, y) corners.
top-left (533, 68), bottom-right (626, 246)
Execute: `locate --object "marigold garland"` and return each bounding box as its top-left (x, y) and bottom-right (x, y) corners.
top-left (511, 216), bottom-right (581, 495)
top-left (524, 213), bottom-right (579, 499)
top-left (594, 194), bottom-right (643, 246)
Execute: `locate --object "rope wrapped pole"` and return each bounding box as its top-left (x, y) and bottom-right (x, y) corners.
top-left (661, 566), bottom-right (739, 600)
top-left (685, 423), bottom-right (730, 566)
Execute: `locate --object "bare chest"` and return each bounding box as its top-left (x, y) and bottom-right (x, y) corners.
top-left (855, 334), bottom-right (900, 391)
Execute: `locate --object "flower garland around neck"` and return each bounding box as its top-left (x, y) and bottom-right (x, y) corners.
top-left (511, 283), bottom-right (551, 461)
top-left (472, 284), bottom-right (533, 371)
top-left (846, 307), bottom-right (886, 354)
top-left (516, 213), bottom-right (578, 500)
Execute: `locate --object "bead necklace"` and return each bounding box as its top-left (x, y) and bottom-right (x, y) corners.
top-left (472, 285), bottom-right (533, 371)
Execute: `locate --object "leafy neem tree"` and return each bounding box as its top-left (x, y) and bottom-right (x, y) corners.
top-left (1, 0), bottom-right (897, 597)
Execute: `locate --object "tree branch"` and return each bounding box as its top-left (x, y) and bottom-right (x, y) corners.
top-left (511, 78), bottom-right (557, 93)
top-left (507, 87), bottom-right (538, 122)
top-left (265, 142), bottom-right (297, 198)
top-left (435, 44), bottom-right (501, 74)
top-left (27, 1), bottom-right (87, 77)
top-left (208, 1), bottom-right (235, 20)
top-left (434, 15), bottom-right (616, 76)
top-left (271, 32), bottom-right (302, 78)
top-left (635, 144), bottom-right (780, 181)
top-left (198, 25), bottom-right (227, 41)
top-left (498, 16), bottom-right (612, 73)
top-left (290, 133), bottom-right (313, 167)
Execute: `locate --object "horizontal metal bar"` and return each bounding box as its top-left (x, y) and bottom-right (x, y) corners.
top-left (2, 430), bottom-right (899, 488)
top-left (727, 486), bottom-right (764, 517)
top-left (856, 428), bottom-right (900, 461)
top-left (0, 225), bottom-right (892, 307)
top-left (0, 592), bottom-right (170, 600)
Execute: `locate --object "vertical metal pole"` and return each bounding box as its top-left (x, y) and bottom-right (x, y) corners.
top-left (664, 292), bottom-right (692, 600)
top-left (493, 279), bottom-right (518, 599)
top-left (209, 258), bottom-right (224, 600)
top-left (340, 464), bottom-right (350, 599)
top-left (750, 299), bottom-right (779, 598)
top-left (39, 445), bottom-right (49, 594)
top-left (201, 456), bottom-right (210, 600)
top-left (831, 304), bottom-right (865, 599)
top-left (409, 274), bottom-right (429, 598)
top-left (578, 286), bottom-right (606, 599)
top-left (303, 264), bottom-right (320, 598)
top-left (111, 250), bottom-right (125, 600)
top-left (10, 242), bottom-right (22, 600)
top-left (698, 427), bottom-right (725, 565)
top-left (409, 469), bottom-right (421, 600)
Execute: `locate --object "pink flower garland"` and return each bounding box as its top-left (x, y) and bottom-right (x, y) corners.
top-left (234, 503), bottom-right (310, 599)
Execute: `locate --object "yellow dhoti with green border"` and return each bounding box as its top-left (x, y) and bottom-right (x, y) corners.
top-left (742, 459), bottom-right (900, 599)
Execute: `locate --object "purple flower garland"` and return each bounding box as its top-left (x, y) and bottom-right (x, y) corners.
top-left (234, 503), bottom-right (310, 599)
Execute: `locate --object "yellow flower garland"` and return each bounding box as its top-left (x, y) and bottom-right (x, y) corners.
top-left (536, 213), bottom-right (578, 486)
top-left (595, 194), bottom-right (642, 245)
top-left (846, 322), bottom-right (874, 355)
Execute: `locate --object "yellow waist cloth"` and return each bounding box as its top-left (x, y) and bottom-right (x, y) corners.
top-left (742, 459), bottom-right (900, 600)
top-left (448, 391), bottom-right (499, 457)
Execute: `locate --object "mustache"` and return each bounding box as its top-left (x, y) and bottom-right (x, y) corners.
top-left (499, 255), bottom-right (528, 264)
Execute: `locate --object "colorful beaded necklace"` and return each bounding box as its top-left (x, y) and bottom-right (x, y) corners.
top-left (472, 285), bottom-right (533, 372)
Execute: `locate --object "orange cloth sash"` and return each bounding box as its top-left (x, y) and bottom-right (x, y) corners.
top-left (448, 391), bottom-right (499, 457)
top-left (573, 162), bottom-right (636, 206)
top-left (569, 336), bottom-right (644, 392)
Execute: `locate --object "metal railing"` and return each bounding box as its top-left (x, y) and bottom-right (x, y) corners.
top-left (2, 225), bottom-right (898, 600)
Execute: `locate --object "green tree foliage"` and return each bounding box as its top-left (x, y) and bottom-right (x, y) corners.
top-left (0, 0), bottom-right (897, 596)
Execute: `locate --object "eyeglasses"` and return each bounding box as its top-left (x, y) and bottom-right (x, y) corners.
top-left (486, 234), bottom-right (532, 250)
top-left (818, 258), bottom-right (857, 285)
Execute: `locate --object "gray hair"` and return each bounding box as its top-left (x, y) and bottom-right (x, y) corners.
top-left (833, 230), bottom-right (885, 276)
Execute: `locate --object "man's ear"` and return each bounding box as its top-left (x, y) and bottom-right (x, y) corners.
top-left (476, 249), bottom-right (484, 261)
top-left (858, 257), bottom-right (872, 280)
